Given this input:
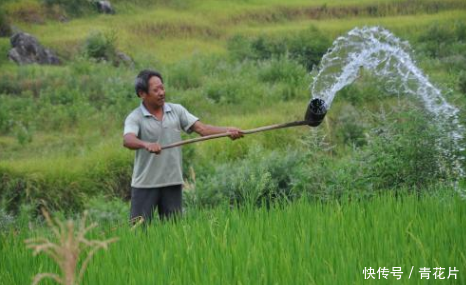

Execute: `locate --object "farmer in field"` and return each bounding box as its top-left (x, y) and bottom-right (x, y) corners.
top-left (123, 70), bottom-right (243, 222)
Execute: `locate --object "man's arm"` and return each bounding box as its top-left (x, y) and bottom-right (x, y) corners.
top-left (191, 121), bottom-right (243, 139)
top-left (123, 133), bottom-right (161, 154)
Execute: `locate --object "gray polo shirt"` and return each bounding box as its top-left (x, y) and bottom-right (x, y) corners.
top-left (124, 103), bottom-right (199, 188)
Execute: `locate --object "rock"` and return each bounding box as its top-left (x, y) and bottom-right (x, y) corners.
top-left (114, 51), bottom-right (134, 68)
top-left (58, 15), bottom-right (70, 23)
top-left (96, 1), bottom-right (115, 14)
top-left (8, 32), bottom-right (61, 65)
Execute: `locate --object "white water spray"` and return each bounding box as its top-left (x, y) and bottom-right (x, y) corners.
top-left (310, 26), bottom-right (464, 189)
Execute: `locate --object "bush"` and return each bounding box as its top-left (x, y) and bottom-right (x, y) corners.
top-left (189, 147), bottom-right (306, 207)
top-left (454, 20), bottom-right (466, 42)
top-left (167, 58), bottom-right (203, 90)
top-left (286, 26), bottom-right (331, 71)
top-left (13, 121), bottom-right (34, 145)
top-left (41, 0), bottom-right (95, 17)
top-left (459, 71), bottom-right (466, 95)
top-left (227, 34), bottom-right (285, 62)
top-left (84, 30), bottom-right (118, 62)
top-left (358, 109), bottom-right (447, 191)
top-left (0, 147), bottom-right (132, 213)
top-left (334, 104), bottom-right (367, 148)
top-left (417, 21), bottom-right (466, 58)
top-left (227, 26), bottom-right (331, 71)
top-left (0, 8), bottom-right (12, 37)
top-left (3, 0), bottom-right (46, 24)
top-left (257, 57), bottom-right (307, 85)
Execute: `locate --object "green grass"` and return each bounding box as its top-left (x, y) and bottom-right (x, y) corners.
top-left (9, 0), bottom-right (466, 63)
top-left (0, 0), bottom-right (465, 264)
top-left (0, 193), bottom-right (464, 284)
top-left (0, 2), bottom-right (465, 284)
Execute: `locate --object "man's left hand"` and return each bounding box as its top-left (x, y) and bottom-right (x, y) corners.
top-left (227, 127), bottom-right (244, 140)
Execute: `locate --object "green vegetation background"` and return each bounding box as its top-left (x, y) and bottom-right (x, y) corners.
top-left (0, 1), bottom-right (465, 284)
top-left (0, 0), bottom-right (465, 211)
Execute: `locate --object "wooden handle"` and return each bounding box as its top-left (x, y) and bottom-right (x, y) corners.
top-left (161, 120), bottom-right (309, 150)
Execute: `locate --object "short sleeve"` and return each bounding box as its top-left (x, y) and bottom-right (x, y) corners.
top-left (177, 105), bottom-right (199, 133)
top-left (124, 113), bottom-right (140, 136)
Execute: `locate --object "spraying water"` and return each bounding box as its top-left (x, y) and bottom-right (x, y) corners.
top-left (310, 26), bottom-right (464, 190)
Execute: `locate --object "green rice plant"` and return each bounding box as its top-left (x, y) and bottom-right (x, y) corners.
top-left (0, 207), bottom-right (15, 232)
top-left (1, 192), bottom-right (464, 284)
top-left (25, 209), bottom-right (117, 285)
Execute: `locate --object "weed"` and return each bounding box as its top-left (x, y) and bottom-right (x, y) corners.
top-left (25, 209), bottom-right (117, 285)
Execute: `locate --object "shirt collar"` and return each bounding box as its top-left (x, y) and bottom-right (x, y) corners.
top-left (140, 103), bottom-right (172, 117)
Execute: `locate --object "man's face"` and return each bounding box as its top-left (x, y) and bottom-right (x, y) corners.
top-left (141, 76), bottom-right (165, 108)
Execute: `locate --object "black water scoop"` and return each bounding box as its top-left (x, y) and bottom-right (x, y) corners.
top-left (162, 98), bottom-right (328, 150)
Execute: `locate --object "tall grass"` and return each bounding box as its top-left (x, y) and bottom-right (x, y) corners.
top-left (0, 193), bottom-right (464, 284)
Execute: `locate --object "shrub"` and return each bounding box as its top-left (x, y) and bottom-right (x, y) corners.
top-left (358, 109), bottom-right (447, 191)
top-left (227, 26), bottom-right (331, 71)
top-left (83, 30), bottom-right (118, 62)
top-left (454, 20), bottom-right (466, 42)
top-left (202, 74), bottom-right (264, 105)
top-left (0, 8), bottom-right (12, 37)
top-left (189, 147), bottom-right (306, 207)
top-left (459, 71), bottom-right (466, 95)
top-left (227, 34), bottom-right (286, 62)
top-left (286, 26), bottom-right (331, 71)
top-left (41, 0), bottom-right (95, 17)
top-left (417, 21), bottom-right (466, 58)
top-left (167, 58), bottom-right (203, 90)
top-left (334, 104), bottom-right (367, 148)
top-left (13, 121), bottom-right (34, 145)
top-left (0, 146), bottom-right (133, 213)
top-left (3, 0), bottom-right (46, 24)
top-left (257, 57), bottom-right (307, 85)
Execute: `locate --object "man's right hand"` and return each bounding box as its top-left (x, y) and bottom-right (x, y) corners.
top-left (144, 142), bottom-right (162, 154)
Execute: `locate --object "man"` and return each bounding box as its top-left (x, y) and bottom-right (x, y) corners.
top-left (123, 70), bottom-right (243, 222)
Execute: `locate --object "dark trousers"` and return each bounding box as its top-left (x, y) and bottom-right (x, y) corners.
top-left (130, 184), bottom-right (182, 223)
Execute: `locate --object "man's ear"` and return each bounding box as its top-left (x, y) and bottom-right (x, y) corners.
top-left (138, 90), bottom-right (146, 98)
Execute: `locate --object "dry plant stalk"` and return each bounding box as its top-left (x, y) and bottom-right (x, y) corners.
top-left (25, 209), bottom-right (118, 285)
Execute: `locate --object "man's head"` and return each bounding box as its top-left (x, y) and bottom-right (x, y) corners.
top-left (135, 70), bottom-right (165, 109)
top-left (135, 70), bottom-right (164, 97)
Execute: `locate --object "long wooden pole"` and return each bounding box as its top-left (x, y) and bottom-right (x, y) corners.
top-left (161, 120), bottom-right (309, 150)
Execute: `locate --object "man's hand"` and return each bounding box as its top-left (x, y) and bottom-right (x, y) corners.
top-left (144, 142), bottom-right (162, 154)
top-left (227, 127), bottom-right (244, 140)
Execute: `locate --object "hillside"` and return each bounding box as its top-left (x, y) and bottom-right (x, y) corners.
top-left (0, 0), bottom-right (465, 211)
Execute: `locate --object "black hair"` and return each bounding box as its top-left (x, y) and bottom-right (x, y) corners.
top-left (134, 70), bottom-right (164, 97)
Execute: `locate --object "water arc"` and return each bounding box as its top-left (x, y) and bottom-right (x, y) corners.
top-left (310, 26), bottom-right (464, 191)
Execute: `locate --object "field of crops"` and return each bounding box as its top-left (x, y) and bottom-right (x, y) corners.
top-left (1, 193), bottom-right (465, 284)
